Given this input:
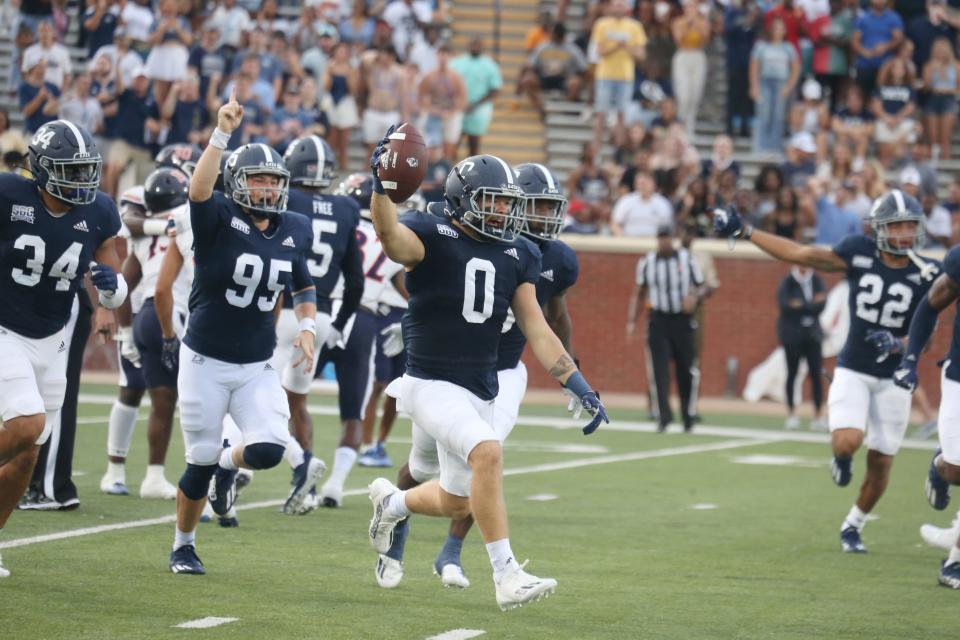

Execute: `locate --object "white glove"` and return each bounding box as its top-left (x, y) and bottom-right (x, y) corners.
top-left (116, 326), bottom-right (141, 368)
top-left (380, 322), bottom-right (404, 357)
top-left (325, 326), bottom-right (344, 349)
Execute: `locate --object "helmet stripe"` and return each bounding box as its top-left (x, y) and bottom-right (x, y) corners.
top-left (892, 189), bottom-right (906, 213)
top-left (310, 135), bottom-right (325, 182)
top-left (532, 163), bottom-right (555, 190)
top-left (257, 143), bottom-right (273, 165)
top-left (58, 119), bottom-right (86, 155)
top-left (491, 155), bottom-right (514, 185)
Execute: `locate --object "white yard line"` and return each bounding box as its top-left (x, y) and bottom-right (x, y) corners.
top-left (0, 439), bottom-right (767, 550)
top-left (173, 617), bottom-right (238, 629)
top-left (425, 630), bottom-right (486, 640)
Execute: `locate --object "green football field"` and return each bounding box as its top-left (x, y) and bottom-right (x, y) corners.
top-left (1, 384), bottom-right (956, 639)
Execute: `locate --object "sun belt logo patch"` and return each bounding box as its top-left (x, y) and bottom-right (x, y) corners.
top-left (436, 224), bottom-right (458, 238)
top-left (11, 205), bottom-right (34, 224)
top-left (231, 217), bottom-right (250, 235)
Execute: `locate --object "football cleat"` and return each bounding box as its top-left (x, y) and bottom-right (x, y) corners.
top-left (299, 489), bottom-right (321, 514)
top-left (320, 480), bottom-right (343, 508)
top-left (808, 417), bottom-right (827, 432)
top-left (358, 443), bottom-right (394, 468)
top-left (217, 506), bottom-right (239, 528)
top-left (283, 453), bottom-right (326, 515)
top-left (926, 449), bottom-right (951, 511)
top-left (100, 470), bottom-right (129, 496)
top-left (0, 552), bottom-right (9, 578)
top-left (169, 544), bottom-right (205, 575)
top-left (920, 515), bottom-right (960, 551)
top-left (435, 563), bottom-right (471, 589)
top-left (494, 560), bottom-right (557, 611)
top-left (840, 526), bottom-right (867, 553)
top-left (784, 415), bottom-right (800, 430)
top-left (831, 456), bottom-right (853, 487)
top-left (375, 554), bottom-right (404, 589)
top-left (368, 478), bottom-right (403, 553)
top-left (208, 466), bottom-right (238, 516)
top-left (139, 475), bottom-right (177, 500)
top-left (939, 560), bottom-right (960, 589)
top-left (18, 490), bottom-right (65, 511)
top-left (235, 469), bottom-right (253, 496)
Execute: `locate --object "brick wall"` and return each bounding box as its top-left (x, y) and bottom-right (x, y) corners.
top-left (521, 236), bottom-right (955, 404)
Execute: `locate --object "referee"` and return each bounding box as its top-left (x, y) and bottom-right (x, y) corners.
top-left (626, 226), bottom-right (705, 432)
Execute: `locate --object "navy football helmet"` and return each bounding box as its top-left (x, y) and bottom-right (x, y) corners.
top-left (223, 144), bottom-right (290, 218)
top-left (444, 155), bottom-right (524, 242)
top-left (143, 167), bottom-right (189, 216)
top-left (335, 173), bottom-right (373, 217)
top-left (284, 135), bottom-right (336, 189)
top-left (154, 143), bottom-right (202, 178)
top-left (869, 189), bottom-right (924, 255)
top-left (28, 119), bottom-right (102, 206)
top-left (515, 163), bottom-right (566, 241)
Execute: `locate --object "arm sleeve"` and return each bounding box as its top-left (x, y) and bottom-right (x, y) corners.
top-left (521, 242), bottom-right (542, 285)
top-left (904, 295), bottom-right (940, 360)
top-left (188, 192), bottom-right (225, 247)
top-left (333, 229), bottom-right (363, 331)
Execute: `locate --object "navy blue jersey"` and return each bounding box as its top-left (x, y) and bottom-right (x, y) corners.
top-left (400, 210), bottom-right (542, 400)
top-left (284, 187), bottom-right (361, 310)
top-left (940, 246), bottom-right (960, 382)
top-left (184, 192), bottom-right (314, 364)
top-left (497, 238), bottom-right (579, 370)
top-left (833, 234), bottom-right (938, 378)
top-left (0, 174), bottom-right (120, 338)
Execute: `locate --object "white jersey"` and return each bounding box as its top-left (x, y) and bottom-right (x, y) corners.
top-left (380, 279), bottom-right (408, 309)
top-left (357, 218), bottom-right (403, 313)
top-left (119, 186), bottom-right (146, 313)
top-left (131, 204), bottom-right (191, 309)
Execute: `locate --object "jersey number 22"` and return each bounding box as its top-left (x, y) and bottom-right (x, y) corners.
top-left (854, 273), bottom-right (913, 329)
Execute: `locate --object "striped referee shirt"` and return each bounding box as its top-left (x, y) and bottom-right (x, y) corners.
top-left (636, 248), bottom-right (705, 314)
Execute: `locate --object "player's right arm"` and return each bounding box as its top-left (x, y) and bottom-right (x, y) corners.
top-left (190, 88), bottom-right (243, 202)
top-left (369, 126), bottom-right (425, 268)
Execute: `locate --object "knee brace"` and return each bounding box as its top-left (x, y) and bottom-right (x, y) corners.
top-left (242, 442), bottom-right (285, 470)
top-left (178, 463), bottom-right (217, 500)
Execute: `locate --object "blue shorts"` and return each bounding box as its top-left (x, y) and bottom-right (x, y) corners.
top-left (316, 309), bottom-right (377, 421)
top-left (594, 78), bottom-right (632, 116)
top-left (134, 298), bottom-right (184, 389)
top-left (375, 307), bottom-right (407, 384)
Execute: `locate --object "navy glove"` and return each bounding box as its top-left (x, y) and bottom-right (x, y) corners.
top-left (578, 391), bottom-right (609, 435)
top-left (370, 123), bottom-right (398, 195)
top-left (89, 262), bottom-right (118, 294)
top-left (893, 354), bottom-right (918, 392)
top-left (713, 206), bottom-right (752, 240)
top-left (161, 336), bottom-right (180, 374)
top-left (865, 329), bottom-right (902, 363)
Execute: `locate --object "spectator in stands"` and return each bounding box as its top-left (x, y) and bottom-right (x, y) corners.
top-left (564, 199), bottom-right (602, 234)
top-left (790, 78), bottom-right (829, 162)
top-left (145, 0), bottom-right (193, 105)
top-left (451, 37), bottom-right (502, 156)
top-left (724, 0), bottom-right (760, 137)
top-left (922, 37), bottom-right (959, 160)
top-left (121, 0), bottom-right (156, 51)
top-left (641, 0), bottom-right (677, 82)
top-left (89, 53), bottom-right (119, 137)
top-left (401, 61), bottom-right (422, 127)
top-left (764, 185), bottom-right (801, 238)
top-left (291, 4), bottom-right (324, 53)
top-left (649, 96), bottom-right (679, 136)
top-left (590, 0), bottom-right (647, 149)
top-left (670, 0), bottom-right (710, 134)
top-left (872, 57), bottom-right (918, 166)
top-left (255, 0), bottom-right (291, 37)
top-left (188, 23), bottom-right (227, 101)
top-left (421, 154), bottom-right (453, 204)
top-left (225, 53), bottom-right (277, 112)
top-left (809, 0), bottom-right (852, 113)
top-left (19, 59), bottom-right (60, 135)
top-left (650, 130), bottom-right (700, 198)
top-left (298, 75), bottom-right (329, 135)
top-left (208, 0), bottom-right (252, 58)
top-left (852, 0), bottom-right (904, 98)
top-left (945, 176), bottom-right (960, 216)
top-left (161, 73), bottom-right (210, 146)
top-left (517, 23), bottom-right (586, 118)
top-left (703, 134), bottom-right (741, 182)
top-left (818, 142), bottom-right (853, 188)
top-left (525, 10), bottom-right (555, 53)
top-left (17, 0), bottom-right (54, 35)
top-left (809, 175), bottom-right (861, 243)
top-left (675, 176), bottom-right (714, 236)
top-left (223, 71), bottom-right (267, 149)
top-left (906, 0), bottom-right (960, 73)
top-left (764, 0), bottom-right (806, 55)
top-left (419, 44), bottom-right (466, 162)
top-left (301, 23), bottom-right (339, 82)
top-left (781, 131), bottom-right (818, 187)
top-left (83, 0), bottom-right (121, 59)
top-left (59, 71), bottom-right (104, 135)
top-left (611, 171), bottom-right (674, 236)
top-left (899, 139), bottom-right (938, 193)
top-left (382, 0), bottom-right (433, 61)
top-left (750, 17), bottom-right (800, 154)
top-left (340, 0), bottom-right (377, 50)
top-left (103, 67), bottom-right (159, 195)
top-left (22, 19), bottom-right (71, 92)
top-left (567, 142), bottom-right (612, 228)
top-left (614, 123), bottom-right (650, 166)
top-left (754, 164), bottom-right (786, 219)
top-left (831, 84), bottom-right (875, 161)
top-left (323, 41), bottom-right (360, 169)
top-left (919, 191), bottom-right (952, 248)
top-left (235, 28), bottom-right (284, 104)
top-left (363, 44), bottom-right (406, 157)
top-left (9, 23), bottom-right (35, 96)
top-left (409, 23), bottom-right (442, 75)
top-left (777, 265), bottom-right (826, 431)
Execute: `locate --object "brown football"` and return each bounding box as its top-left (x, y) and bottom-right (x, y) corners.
top-left (377, 122), bottom-right (428, 204)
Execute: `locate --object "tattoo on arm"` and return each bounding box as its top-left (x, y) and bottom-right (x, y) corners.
top-left (548, 354), bottom-right (577, 379)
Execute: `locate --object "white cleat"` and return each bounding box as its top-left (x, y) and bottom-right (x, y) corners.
top-left (139, 476), bottom-right (178, 500)
top-left (320, 480), bottom-right (343, 508)
top-left (283, 456), bottom-right (326, 515)
top-left (436, 563), bottom-right (471, 589)
top-left (100, 471), bottom-right (129, 496)
top-left (368, 478), bottom-right (402, 553)
top-left (0, 552), bottom-right (9, 578)
top-left (808, 417), bottom-right (828, 432)
top-left (494, 561), bottom-right (557, 611)
top-left (784, 415), bottom-right (800, 430)
top-left (298, 492), bottom-right (321, 515)
top-left (920, 514), bottom-right (960, 551)
top-left (375, 554), bottom-right (404, 589)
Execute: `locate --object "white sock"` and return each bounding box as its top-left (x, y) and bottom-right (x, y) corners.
top-left (384, 490), bottom-right (410, 519)
top-left (327, 447), bottom-right (358, 487)
top-left (219, 448), bottom-right (239, 471)
top-left (173, 527), bottom-right (195, 551)
top-left (359, 443), bottom-right (374, 455)
top-left (949, 544), bottom-right (960, 566)
top-left (285, 439), bottom-right (306, 469)
top-left (107, 401), bottom-right (139, 457)
top-left (144, 464), bottom-right (166, 483)
top-left (487, 538), bottom-right (518, 582)
top-left (106, 461), bottom-right (126, 482)
top-left (842, 505), bottom-right (868, 532)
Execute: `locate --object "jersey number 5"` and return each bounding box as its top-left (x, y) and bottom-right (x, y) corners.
top-left (226, 253), bottom-right (291, 311)
top-left (462, 258), bottom-right (496, 324)
top-left (854, 273), bottom-right (913, 329)
top-left (11, 234), bottom-right (83, 291)
top-left (308, 220), bottom-right (337, 278)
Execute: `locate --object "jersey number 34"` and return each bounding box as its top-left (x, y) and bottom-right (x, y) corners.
top-left (854, 273), bottom-right (913, 329)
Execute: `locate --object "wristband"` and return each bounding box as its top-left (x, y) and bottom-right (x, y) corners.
top-left (99, 274), bottom-right (128, 309)
top-left (116, 325), bottom-right (133, 342)
top-left (209, 127), bottom-right (231, 150)
top-left (563, 370), bottom-right (593, 398)
top-left (298, 317), bottom-right (317, 336)
top-left (743, 224), bottom-right (754, 240)
top-left (143, 218), bottom-right (168, 236)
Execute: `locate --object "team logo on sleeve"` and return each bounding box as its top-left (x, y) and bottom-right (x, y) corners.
top-left (231, 217), bottom-right (251, 235)
top-left (540, 269), bottom-right (554, 281)
top-left (436, 223), bottom-right (459, 239)
top-left (11, 205), bottom-right (34, 224)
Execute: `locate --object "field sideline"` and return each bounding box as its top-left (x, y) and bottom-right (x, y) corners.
top-left (0, 384), bottom-right (955, 639)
